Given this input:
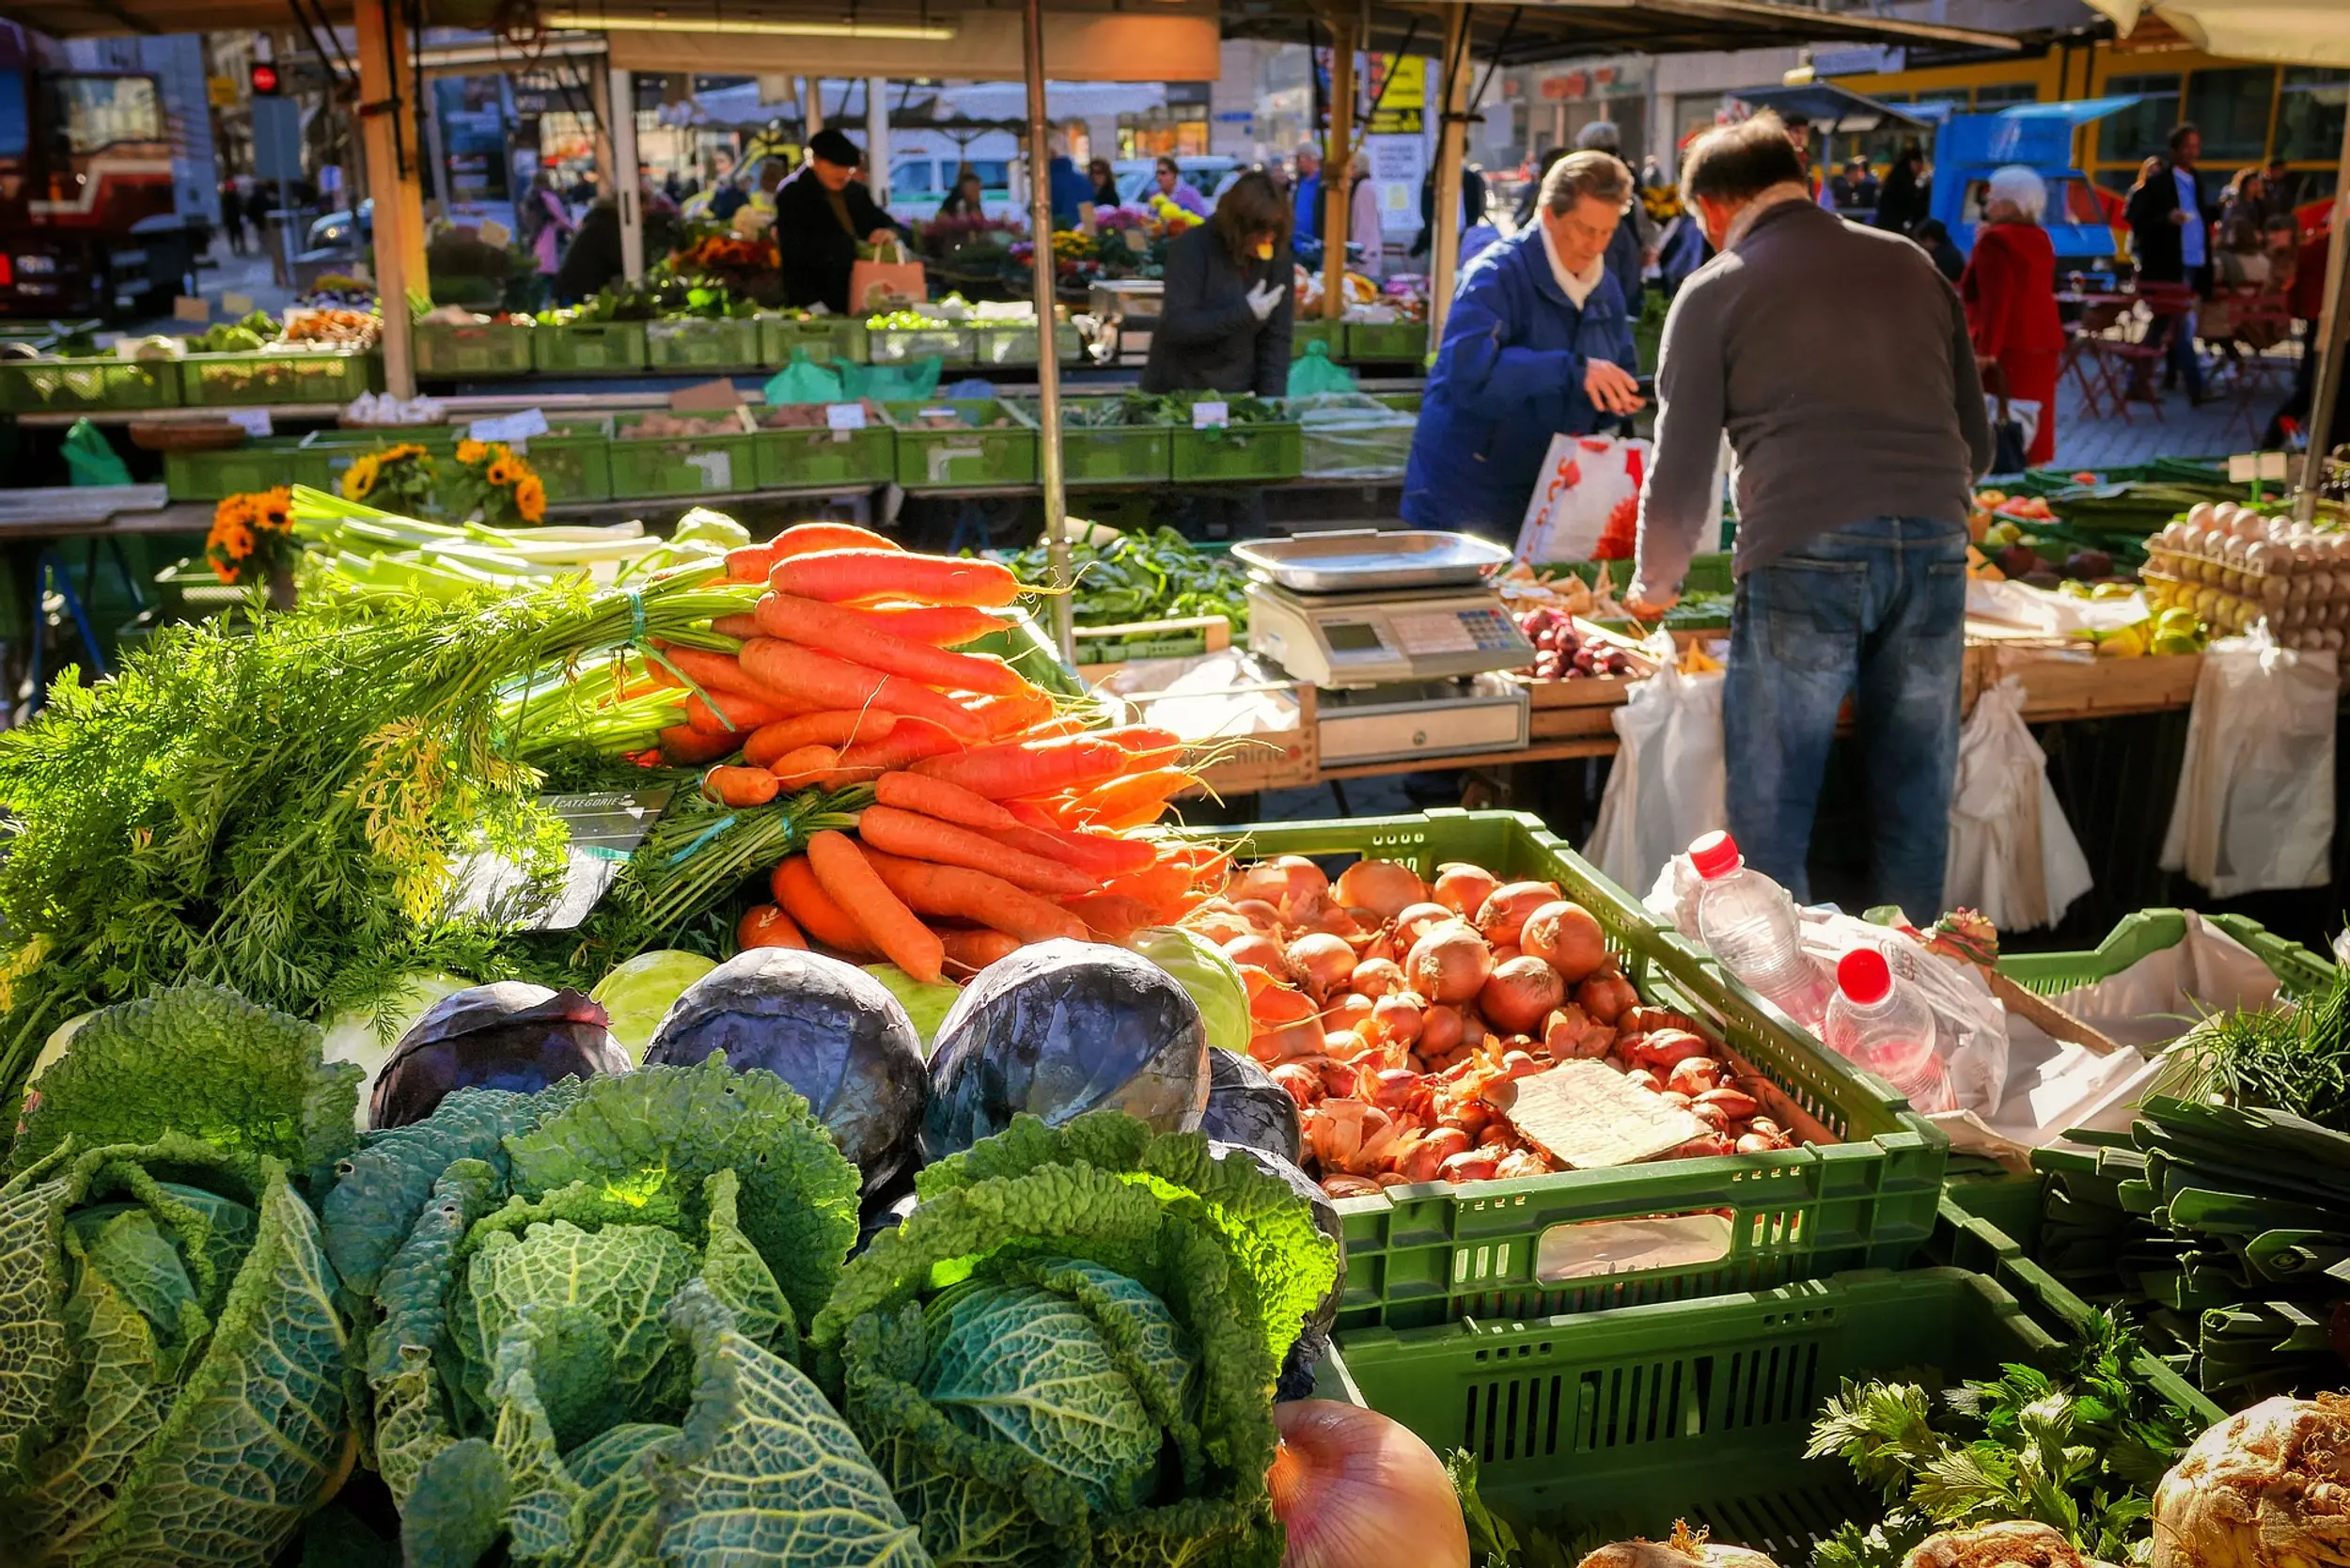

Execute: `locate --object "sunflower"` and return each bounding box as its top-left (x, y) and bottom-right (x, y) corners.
top-left (342, 455), bottom-right (381, 500)
top-left (384, 443), bottom-right (428, 463)
top-left (219, 522), bottom-right (256, 561)
top-left (256, 487), bottom-right (293, 531)
top-left (456, 439), bottom-right (489, 465)
top-left (212, 494), bottom-right (254, 530)
top-left (514, 474), bottom-right (546, 524)
top-left (486, 459), bottom-right (514, 487)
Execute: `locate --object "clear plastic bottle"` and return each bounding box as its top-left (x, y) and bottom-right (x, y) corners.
top-left (1821, 947), bottom-right (1957, 1113)
top-left (1689, 831), bottom-right (1834, 1029)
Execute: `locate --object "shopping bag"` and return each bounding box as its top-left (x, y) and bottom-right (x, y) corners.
top-left (63, 418), bottom-right (133, 487)
top-left (761, 348), bottom-right (846, 406)
top-left (1286, 340), bottom-right (1358, 398)
top-left (838, 355), bottom-right (944, 402)
top-left (848, 236), bottom-right (927, 314)
top-left (1587, 651), bottom-right (1725, 896)
top-left (1982, 367), bottom-right (2038, 474)
top-left (2160, 630), bottom-right (2338, 897)
top-left (1514, 434), bottom-right (1646, 564)
top-left (1942, 676), bottom-right (2093, 932)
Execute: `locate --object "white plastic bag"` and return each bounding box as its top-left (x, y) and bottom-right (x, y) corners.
top-left (1943, 676), bottom-right (2093, 932)
top-left (1513, 434), bottom-right (1647, 563)
top-left (1589, 654), bottom-right (1725, 897)
top-left (2160, 632), bottom-right (2338, 897)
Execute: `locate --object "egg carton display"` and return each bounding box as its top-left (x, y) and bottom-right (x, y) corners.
top-left (2139, 500), bottom-right (2350, 652)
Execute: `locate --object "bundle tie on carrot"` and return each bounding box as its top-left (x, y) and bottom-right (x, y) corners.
top-left (626, 588), bottom-right (740, 731)
top-left (666, 813), bottom-right (739, 867)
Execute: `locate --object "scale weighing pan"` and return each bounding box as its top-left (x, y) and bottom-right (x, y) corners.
top-left (1233, 529), bottom-right (1513, 594)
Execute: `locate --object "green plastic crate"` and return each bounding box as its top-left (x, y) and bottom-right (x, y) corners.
top-left (1007, 401), bottom-right (1170, 486)
top-left (866, 321), bottom-right (973, 366)
top-left (1374, 391), bottom-right (1423, 415)
top-left (163, 436), bottom-right (333, 502)
top-left (1168, 419), bottom-right (1301, 482)
top-left (413, 320), bottom-right (534, 377)
top-left (751, 422), bottom-right (895, 490)
top-left (971, 321), bottom-right (1085, 367)
top-left (1175, 811), bottom-right (1947, 1332)
top-left (531, 321), bottom-right (649, 372)
top-left (1343, 321), bottom-right (1428, 362)
top-left (0, 355), bottom-right (180, 413)
top-left (644, 317), bottom-right (763, 372)
top-left (298, 429), bottom-right (460, 494)
top-left (882, 399), bottom-right (1036, 489)
top-left (1324, 1201), bottom-right (2219, 1548)
top-left (759, 314), bottom-right (867, 366)
top-left (180, 350), bottom-right (376, 407)
top-left (608, 413), bottom-right (756, 497)
top-left (517, 416), bottom-right (615, 505)
top-left (1998, 909), bottom-right (2336, 1001)
top-left (1292, 318), bottom-right (1340, 357)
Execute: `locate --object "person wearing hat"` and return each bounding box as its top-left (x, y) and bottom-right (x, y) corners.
top-left (774, 128), bottom-right (905, 314)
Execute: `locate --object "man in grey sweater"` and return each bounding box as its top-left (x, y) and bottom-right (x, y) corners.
top-left (1630, 114), bottom-right (1994, 921)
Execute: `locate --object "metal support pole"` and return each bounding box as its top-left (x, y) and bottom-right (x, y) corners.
top-left (1022, 0), bottom-right (1073, 661)
top-left (1322, 11), bottom-right (1356, 321)
top-left (867, 77), bottom-right (892, 197)
top-left (2295, 121), bottom-right (2350, 520)
top-left (611, 64), bottom-right (644, 282)
top-left (802, 77), bottom-right (823, 134)
top-left (1429, 6), bottom-right (1471, 345)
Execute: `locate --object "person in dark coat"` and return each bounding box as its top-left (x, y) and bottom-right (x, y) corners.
top-left (1873, 143), bottom-right (1928, 234)
top-left (1141, 170), bottom-right (1293, 398)
top-left (1411, 162), bottom-right (1489, 259)
top-left (775, 128), bottom-right (903, 315)
top-left (2123, 123), bottom-right (2210, 399)
top-left (1402, 150), bottom-right (1642, 537)
top-left (1912, 219), bottom-right (1966, 285)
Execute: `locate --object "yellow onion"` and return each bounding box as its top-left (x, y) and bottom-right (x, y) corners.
top-left (1268, 1400), bottom-right (1466, 1568)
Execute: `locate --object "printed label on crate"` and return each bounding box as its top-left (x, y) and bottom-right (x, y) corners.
top-left (927, 444), bottom-right (980, 484)
top-left (471, 409), bottom-right (551, 445)
top-left (226, 408), bottom-right (274, 436)
top-left (1191, 400), bottom-right (1229, 430)
top-left (824, 402), bottom-right (869, 431)
top-left (1532, 1213), bottom-right (1738, 1280)
top-left (173, 296), bottom-right (211, 322)
top-left (683, 451), bottom-right (733, 491)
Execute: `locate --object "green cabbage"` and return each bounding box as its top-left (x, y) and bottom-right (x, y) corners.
top-left (808, 1110), bottom-right (1340, 1568)
top-left (322, 1054), bottom-right (885, 1563)
top-left (589, 949), bottom-right (719, 1061)
top-left (863, 964), bottom-right (962, 1051)
top-left (1130, 927), bottom-right (1251, 1060)
top-left (321, 970), bottom-right (473, 1125)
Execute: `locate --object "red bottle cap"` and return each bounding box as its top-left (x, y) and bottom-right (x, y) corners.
top-left (1688, 831), bottom-right (1741, 880)
top-left (1837, 947), bottom-right (1893, 1005)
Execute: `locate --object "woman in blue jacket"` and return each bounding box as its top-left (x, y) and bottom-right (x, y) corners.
top-left (1402, 150), bottom-right (1644, 538)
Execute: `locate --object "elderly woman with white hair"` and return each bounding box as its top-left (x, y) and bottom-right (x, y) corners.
top-left (1959, 165), bottom-right (2065, 465)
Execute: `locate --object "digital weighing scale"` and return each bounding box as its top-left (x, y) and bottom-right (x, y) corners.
top-left (1235, 530), bottom-right (1536, 767)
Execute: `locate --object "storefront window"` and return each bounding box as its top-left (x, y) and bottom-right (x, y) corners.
top-left (2101, 73), bottom-right (2180, 164)
top-left (46, 75), bottom-right (161, 154)
top-left (2183, 66), bottom-right (2273, 162)
top-left (1973, 83), bottom-right (2040, 108)
top-left (2277, 68), bottom-right (2349, 163)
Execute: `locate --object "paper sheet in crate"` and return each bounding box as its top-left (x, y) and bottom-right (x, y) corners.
top-left (1100, 651), bottom-right (1305, 771)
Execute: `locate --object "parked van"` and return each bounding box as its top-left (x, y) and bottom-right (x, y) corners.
top-left (1110, 155), bottom-right (1241, 211)
top-left (887, 131), bottom-right (1023, 223)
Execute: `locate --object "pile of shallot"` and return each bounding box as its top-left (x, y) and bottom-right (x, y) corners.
top-left (1178, 855), bottom-right (1798, 1197)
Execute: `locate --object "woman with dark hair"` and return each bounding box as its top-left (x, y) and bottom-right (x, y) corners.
top-left (1874, 142), bottom-right (1928, 234)
top-left (936, 166), bottom-right (986, 221)
top-left (1152, 156), bottom-right (1209, 217)
top-left (1088, 158), bottom-right (1120, 210)
top-left (1142, 169), bottom-right (1293, 397)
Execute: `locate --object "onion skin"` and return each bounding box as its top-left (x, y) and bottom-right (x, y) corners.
top-left (1433, 863), bottom-right (1501, 918)
top-left (1230, 855), bottom-right (1330, 917)
top-left (1418, 1004), bottom-right (1465, 1058)
top-left (1576, 971), bottom-right (1639, 1025)
top-left (1406, 923), bottom-right (1493, 1005)
top-left (1287, 933), bottom-right (1359, 1003)
top-left (1520, 901), bottom-right (1611, 985)
top-left (1334, 859), bottom-right (1430, 921)
top-left (1476, 882), bottom-right (1562, 948)
top-left (1371, 991), bottom-right (1425, 1044)
top-left (1349, 958), bottom-right (1406, 1000)
top-left (1392, 902), bottom-right (1456, 952)
top-left (1269, 1401), bottom-right (1468, 1568)
top-left (1480, 956), bottom-right (1566, 1035)
top-left (1225, 933), bottom-right (1293, 982)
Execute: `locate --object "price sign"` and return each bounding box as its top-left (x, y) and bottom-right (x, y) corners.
top-left (470, 408), bottom-right (551, 445)
top-left (1192, 400), bottom-right (1229, 430)
top-left (824, 402), bottom-right (869, 431)
top-left (225, 408), bottom-right (274, 436)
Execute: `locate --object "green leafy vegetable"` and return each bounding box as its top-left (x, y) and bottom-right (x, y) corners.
top-left (1008, 525), bottom-right (1252, 633)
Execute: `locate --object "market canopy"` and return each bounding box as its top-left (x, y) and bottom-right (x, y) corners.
top-left (1728, 83), bottom-right (1935, 135)
top-left (2082, 0), bottom-right (2350, 67)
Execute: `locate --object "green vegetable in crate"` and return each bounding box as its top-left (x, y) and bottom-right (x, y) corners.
top-left (870, 309), bottom-right (951, 331)
top-left (1008, 525), bottom-right (1252, 633)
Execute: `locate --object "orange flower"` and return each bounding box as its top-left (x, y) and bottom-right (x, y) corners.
top-left (457, 439), bottom-right (489, 464)
top-left (486, 459), bottom-right (514, 487)
top-left (514, 475), bottom-right (546, 523)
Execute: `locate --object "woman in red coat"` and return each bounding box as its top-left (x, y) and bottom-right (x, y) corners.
top-left (1960, 166), bottom-right (2065, 467)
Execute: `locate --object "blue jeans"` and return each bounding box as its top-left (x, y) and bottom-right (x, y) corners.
top-left (1724, 517), bottom-right (1968, 922)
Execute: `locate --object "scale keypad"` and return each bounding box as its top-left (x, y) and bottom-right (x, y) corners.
top-left (1457, 608), bottom-right (1519, 651)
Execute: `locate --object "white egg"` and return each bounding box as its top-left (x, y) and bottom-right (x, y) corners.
top-left (2186, 502), bottom-right (2217, 530)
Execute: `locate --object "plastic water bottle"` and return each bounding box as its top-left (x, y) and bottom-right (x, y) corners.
top-left (1822, 948), bottom-right (1957, 1113)
top-left (1689, 831), bottom-right (1834, 1029)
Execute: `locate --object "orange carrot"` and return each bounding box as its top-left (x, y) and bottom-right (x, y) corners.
top-left (807, 830), bottom-right (946, 984)
top-left (726, 544), bottom-right (780, 583)
top-left (855, 805), bottom-right (1098, 896)
top-left (1074, 767), bottom-right (1197, 830)
top-left (712, 613), bottom-right (764, 640)
top-left (744, 710), bottom-right (899, 767)
top-left (1001, 805), bottom-right (1158, 878)
top-left (858, 846), bottom-right (1089, 944)
top-left (753, 593), bottom-right (1036, 698)
top-left (773, 521), bottom-right (901, 558)
top-left (1064, 893), bottom-right (1157, 943)
top-left (769, 548), bottom-right (1022, 608)
top-left (763, 745), bottom-right (839, 790)
top-left (937, 927), bottom-right (1022, 973)
top-left (1100, 857), bottom-right (1198, 920)
top-left (913, 733), bottom-right (1132, 800)
top-left (737, 904), bottom-right (807, 949)
top-left (838, 717), bottom-right (964, 772)
top-left (1098, 725), bottom-right (1183, 754)
top-left (968, 688), bottom-right (1057, 738)
top-left (651, 644), bottom-right (770, 700)
top-left (703, 765), bottom-right (781, 808)
top-left (659, 726), bottom-right (740, 767)
top-left (771, 856), bottom-right (877, 957)
top-left (854, 604), bottom-right (1015, 647)
top-left (873, 771), bottom-right (1021, 832)
top-left (736, 638), bottom-right (987, 741)
top-left (685, 688), bottom-right (800, 736)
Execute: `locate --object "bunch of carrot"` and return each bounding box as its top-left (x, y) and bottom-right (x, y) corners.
top-left (641, 521), bottom-right (1228, 985)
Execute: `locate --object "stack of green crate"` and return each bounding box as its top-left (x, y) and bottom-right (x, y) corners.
top-left (180, 350), bottom-right (378, 407)
top-left (0, 355), bottom-right (181, 414)
top-left (1291, 318), bottom-right (1340, 357)
top-left (1006, 400), bottom-right (1170, 486)
top-left (881, 399), bottom-right (1035, 489)
top-left (1168, 410), bottom-right (1302, 481)
top-left (413, 319), bottom-right (535, 377)
top-left (164, 436), bottom-right (334, 501)
top-left (513, 415), bottom-right (617, 505)
top-left (608, 411), bottom-right (757, 498)
top-left (970, 321), bottom-right (1085, 367)
top-left (866, 317), bottom-right (973, 366)
top-left (1342, 320), bottom-right (1428, 361)
top-left (751, 407), bottom-right (895, 490)
top-left (644, 317), bottom-right (764, 372)
top-left (759, 313), bottom-right (867, 366)
top-left (531, 320), bottom-right (649, 372)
